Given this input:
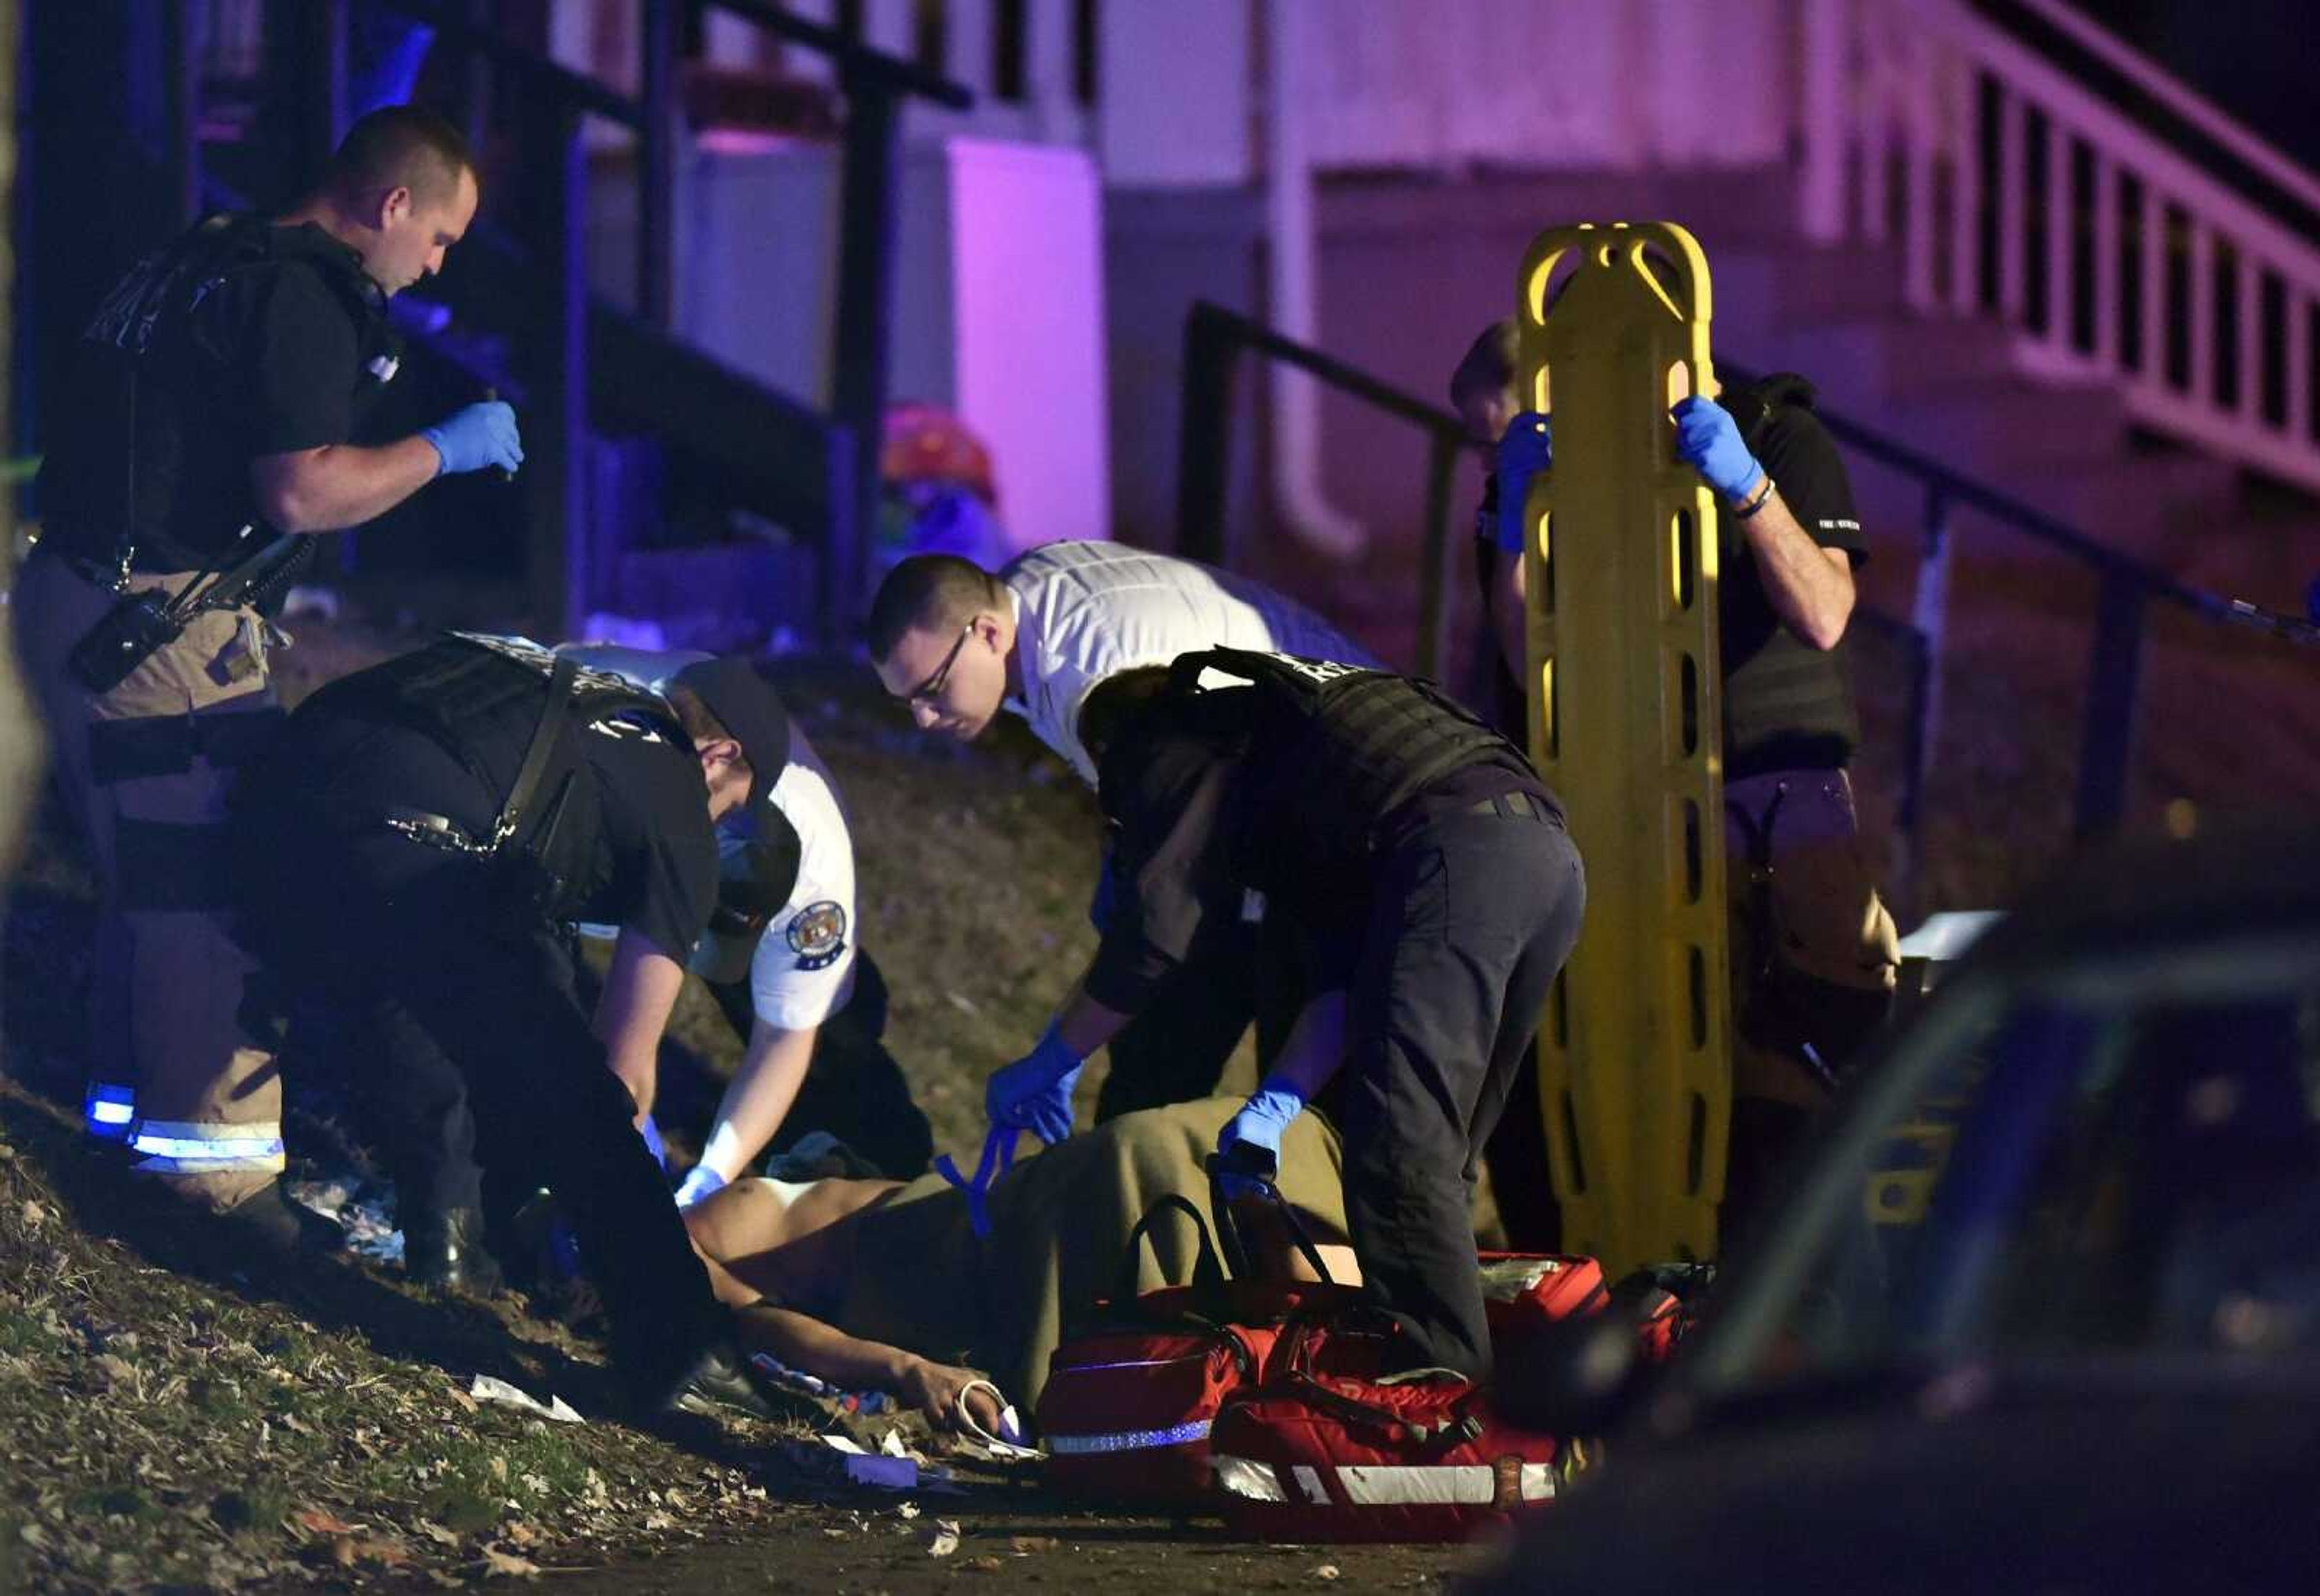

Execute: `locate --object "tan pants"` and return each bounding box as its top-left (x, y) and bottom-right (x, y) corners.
top-left (1724, 767), bottom-right (1900, 1109)
top-left (14, 547), bottom-right (285, 1211)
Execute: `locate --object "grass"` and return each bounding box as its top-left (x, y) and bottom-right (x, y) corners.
top-left (1, 587), bottom-right (2312, 1593)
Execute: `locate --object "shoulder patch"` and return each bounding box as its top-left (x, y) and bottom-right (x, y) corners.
top-left (785, 901), bottom-right (848, 970)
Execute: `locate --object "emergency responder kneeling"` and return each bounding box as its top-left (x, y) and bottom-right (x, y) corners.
top-left (984, 649), bottom-right (1585, 1382)
top-left (227, 632), bottom-right (802, 1419)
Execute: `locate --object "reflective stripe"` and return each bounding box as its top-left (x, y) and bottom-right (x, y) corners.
top-left (1047, 1419), bottom-right (1213, 1456)
top-left (84, 1083), bottom-right (137, 1139)
top-left (130, 1119), bottom-right (285, 1169)
top-left (132, 1150), bottom-right (286, 1176)
top-left (1335, 1463), bottom-right (1555, 1506)
top-left (1212, 1456), bottom-right (1555, 1508)
top-left (1212, 1455), bottom-right (1287, 1502)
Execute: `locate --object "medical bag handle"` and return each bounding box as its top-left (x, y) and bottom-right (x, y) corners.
top-left (1113, 1192), bottom-right (1230, 1309)
top-left (1204, 1154), bottom-right (1338, 1289)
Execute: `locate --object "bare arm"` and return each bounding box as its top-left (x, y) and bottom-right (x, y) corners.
top-left (1052, 981), bottom-right (1135, 1061)
top-left (731, 1302), bottom-right (1004, 1433)
top-left (248, 437), bottom-right (444, 535)
top-left (1738, 487), bottom-right (1855, 651)
top-left (1266, 989), bottom-right (1347, 1102)
top-left (1490, 542), bottom-right (1529, 691)
top-left (695, 1021), bottom-right (820, 1182)
top-left (594, 928), bottom-right (687, 1122)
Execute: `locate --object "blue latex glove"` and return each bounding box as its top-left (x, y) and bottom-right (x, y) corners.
top-left (1493, 411), bottom-right (1553, 555)
top-left (1215, 1082), bottom-right (1309, 1199)
top-left (673, 1164), bottom-right (727, 1208)
top-left (419, 400), bottom-right (524, 477)
top-left (637, 1113), bottom-right (671, 1172)
top-left (935, 1125), bottom-right (1021, 1239)
top-left (986, 1023), bottom-right (1086, 1146)
top-left (1671, 396), bottom-right (1765, 503)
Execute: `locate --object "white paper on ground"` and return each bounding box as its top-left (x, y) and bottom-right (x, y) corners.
top-left (468, 1374), bottom-right (584, 1424)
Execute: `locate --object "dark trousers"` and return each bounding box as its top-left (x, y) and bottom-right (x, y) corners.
top-left (236, 791), bottom-right (724, 1400)
top-left (1336, 808), bottom-right (1585, 1382)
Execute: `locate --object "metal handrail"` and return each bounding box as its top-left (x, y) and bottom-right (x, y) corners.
top-left (707, 0), bottom-right (976, 110)
top-left (1176, 300), bottom-right (2318, 880)
top-left (334, 0), bottom-right (970, 642)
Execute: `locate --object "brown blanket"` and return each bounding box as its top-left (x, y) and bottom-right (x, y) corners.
top-left (833, 1097), bottom-right (1347, 1414)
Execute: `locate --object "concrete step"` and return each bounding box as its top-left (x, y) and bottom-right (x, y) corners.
top-left (1771, 245), bottom-right (1915, 326)
top-left (2006, 452), bottom-right (2241, 555)
top-left (1862, 379), bottom-right (2128, 474)
top-left (1763, 314), bottom-right (2031, 411)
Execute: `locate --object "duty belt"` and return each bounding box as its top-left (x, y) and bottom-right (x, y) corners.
top-left (1466, 791), bottom-right (1556, 822)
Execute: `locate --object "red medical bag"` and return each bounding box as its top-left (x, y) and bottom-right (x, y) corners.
top-left (1039, 1194), bottom-right (1353, 1503)
top-left (1208, 1292), bottom-right (1587, 1542)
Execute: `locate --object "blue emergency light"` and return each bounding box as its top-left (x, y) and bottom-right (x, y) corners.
top-left (82, 1082), bottom-right (136, 1141)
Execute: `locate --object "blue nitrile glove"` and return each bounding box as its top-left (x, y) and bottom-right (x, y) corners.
top-left (637, 1113), bottom-right (670, 1172)
top-left (1493, 411), bottom-right (1553, 555)
top-left (1671, 396), bottom-right (1765, 503)
top-left (673, 1164), bottom-right (727, 1208)
top-left (1215, 1081), bottom-right (1309, 1200)
top-left (419, 400), bottom-right (524, 477)
top-left (935, 1124), bottom-right (1020, 1239)
top-left (985, 1023), bottom-right (1086, 1146)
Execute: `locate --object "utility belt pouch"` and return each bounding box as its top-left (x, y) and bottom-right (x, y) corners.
top-left (66, 587), bottom-right (187, 693)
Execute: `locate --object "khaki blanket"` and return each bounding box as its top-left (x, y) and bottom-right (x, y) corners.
top-left (834, 1097), bottom-right (1345, 1413)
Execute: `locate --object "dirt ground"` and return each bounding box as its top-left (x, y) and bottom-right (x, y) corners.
top-left (0, 597), bottom-right (1473, 1594)
top-left (4, 570), bottom-right (2315, 1594)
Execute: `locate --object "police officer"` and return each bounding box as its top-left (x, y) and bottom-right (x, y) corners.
top-left (1486, 356), bottom-right (1901, 1231)
top-left (1006, 649), bottom-right (1584, 1382)
top-left (554, 645), bottom-right (932, 1206)
top-left (227, 633), bottom-right (797, 1416)
top-left (14, 105), bottom-right (521, 1237)
top-left (866, 542), bottom-right (1382, 1127)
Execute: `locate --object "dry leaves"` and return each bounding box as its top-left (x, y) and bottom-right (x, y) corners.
top-left (480, 1543), bottom-right (543, 1578)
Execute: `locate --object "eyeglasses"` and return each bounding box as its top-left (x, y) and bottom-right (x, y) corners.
top-left (904, 622), bottom-right (976, 707)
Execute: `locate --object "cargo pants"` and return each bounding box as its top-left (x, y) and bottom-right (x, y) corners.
top-left (14, 545), bottom-right (287, 1211)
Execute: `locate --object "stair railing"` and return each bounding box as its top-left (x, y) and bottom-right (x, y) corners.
top-left (167, 1), bottom-right (970, 643)
top-left (1177, 301), bottom-right (2319, 903)
top-left (1797, 0), bottom-right (2320, 498)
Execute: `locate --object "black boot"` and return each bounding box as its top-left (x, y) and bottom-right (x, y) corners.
top-left (404, 1206), bottom-right (506, 1295)
top-left (212, 1182), bottom-right (347, 1257)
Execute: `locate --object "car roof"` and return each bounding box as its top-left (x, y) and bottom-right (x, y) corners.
top-left (1945, 820), bottom-right (2320, 979)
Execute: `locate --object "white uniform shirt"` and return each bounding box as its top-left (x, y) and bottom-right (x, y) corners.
top-left (561, 645), bottom-right (858, 1033)
top-left (1000, 540), bottom-right (1384, 785)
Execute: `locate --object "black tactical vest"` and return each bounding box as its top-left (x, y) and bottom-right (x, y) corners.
top-left (39, 213), bottom-right (398, 574)
top-left (323, 634), bottom-right (696, 919)
top-left (1164, 648), bottom-right (1519, 885)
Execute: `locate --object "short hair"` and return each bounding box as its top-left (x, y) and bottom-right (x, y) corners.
top-left (866, 554), bottom-right (1004, 662)
top-left (322, 105), bottom-right (474, 207)
top-left (1449, 319), bottom-right (1518, 410)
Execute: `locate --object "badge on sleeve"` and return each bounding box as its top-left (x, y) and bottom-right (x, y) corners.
top-left (786, 901), bottom-right (848, 970)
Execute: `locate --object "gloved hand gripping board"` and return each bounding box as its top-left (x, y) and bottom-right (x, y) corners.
top-left (1516, 223), bottom-right (1733, 1273)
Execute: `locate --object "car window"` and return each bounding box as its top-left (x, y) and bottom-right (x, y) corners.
top-left (1716, 942), bottom-right (2320, 1391)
